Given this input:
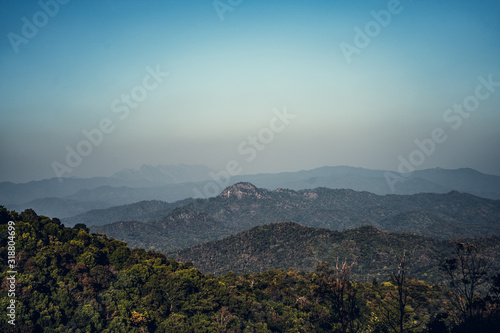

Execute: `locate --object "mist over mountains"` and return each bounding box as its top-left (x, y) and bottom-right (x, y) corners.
top-left (2, 165), bottom-right (500, 219)
top-left (111, 164), bottom-right (213, 184)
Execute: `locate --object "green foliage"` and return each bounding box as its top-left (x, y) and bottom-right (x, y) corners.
top-left (0, 206), bottom-right (499, 332)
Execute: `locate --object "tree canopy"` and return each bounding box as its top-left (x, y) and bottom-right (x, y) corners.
top-left (1, 206), bottom-right (499, 332)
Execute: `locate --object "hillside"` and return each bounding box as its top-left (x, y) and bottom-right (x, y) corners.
top-left (92, 206), bottom-right (235, 252)
top-left (170, 222), bottom-right (500, 283)
top-left (91, 183), bottom-right (500, 253)
top-left (2, 207), bottom-right (499, 332)
top-left (62, 198), bottom-right (193, 227)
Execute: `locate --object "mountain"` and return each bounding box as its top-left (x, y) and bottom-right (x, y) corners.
top-left (61, 198), bottom-right (193, 227)
top-left (0, 164), bottom-right (212, 206)
top-left (92, 205), bottom-right (234, 252)
top-left (171, 222), bottom-right (500, 282)
top-left (8, 197), bottom-right (112, 219)
top-left (231, 166), bottom-right (500, 199)
top-left (91, 183), bottom-right (500, 253)
top-left (0, 176), bottom-right (132, 206)
top-left (1, 164), bottom-right (215, 218)
top-left (7, 181), bottom-right (207, 219)
top-left (3, 165), bottom-right (500, 219)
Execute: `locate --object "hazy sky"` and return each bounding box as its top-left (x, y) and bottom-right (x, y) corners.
top-left (1, 0), bottom-right (500, 183)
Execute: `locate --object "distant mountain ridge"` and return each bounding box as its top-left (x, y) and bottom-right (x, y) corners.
top-left (0, 164), bottom-right (213, 205)
top-left (234, 166), bottom-right (500, 199)
top-left (90, 183), bottom-right (500, 253)
top-left (111, 164), bottom-right (213, 183)
top-left (3, 165), bottom-right (500, 218)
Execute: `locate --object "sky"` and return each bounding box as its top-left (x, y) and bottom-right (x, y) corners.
top-left (1, 0), bottom-right (500, 183)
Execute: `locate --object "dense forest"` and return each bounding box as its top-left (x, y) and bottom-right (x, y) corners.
top-left (1, 206), bottom-right (499, 332)
top-left (170, 222), bottom-right (500, 283)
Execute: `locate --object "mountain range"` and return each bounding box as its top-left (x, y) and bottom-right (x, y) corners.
top-left (3, 165), bottom-right (500, 219)
top-left (88, 182), bottom-right (500, 254)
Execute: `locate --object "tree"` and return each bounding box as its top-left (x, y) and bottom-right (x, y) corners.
top-left (378, 251), bottom-right (422, 333)
top-left (484, 272), bottom-right (500, 329)
top-left (441, 239), bottom-right (498, 332)
top-left (315, 259), bottom-right (363, 333)
top-left (73, 223), bottom-right (89, 233)
top-left (215, 306), bottom-right (234, 332)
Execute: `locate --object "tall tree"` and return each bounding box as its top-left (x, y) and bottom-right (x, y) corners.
top-left (379, 251), bottom-right (422, 333)
top-left (441, 239), bottom-right (497, 332)
top-left (315, 259), bottom-right (363, 333)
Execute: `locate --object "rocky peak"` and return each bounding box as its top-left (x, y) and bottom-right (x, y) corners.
top-left (219, 182), bottom-right (269, 199)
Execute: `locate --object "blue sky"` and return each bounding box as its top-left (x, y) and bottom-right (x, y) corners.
top-left (1, 0), bottom-right (500, 182)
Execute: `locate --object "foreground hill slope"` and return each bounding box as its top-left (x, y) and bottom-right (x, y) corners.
top-left (92, 183), bottom-right (500, 252)
top-left (2, 207), bottom-right (500, 332)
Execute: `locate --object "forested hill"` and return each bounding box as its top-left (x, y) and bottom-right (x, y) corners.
top-left (63, 198), bottom-right (193, 227)
top-left (1, 207), bottom-right (499, 332)
top-left (91, 182), bottom-right (500, 253)
top-left (171, 222), bottom-right (500, 282)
